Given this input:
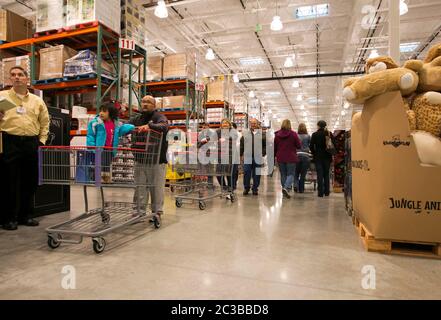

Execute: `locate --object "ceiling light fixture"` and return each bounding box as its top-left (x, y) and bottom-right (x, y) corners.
top-left (300, 104), bottom-right (305, 110)
top-left (205, 48), bottom-right (215, 60)
top-left (344, 102), bottom-right (350, 109)
top-left (400, 0), bottom-right (408, 16)
top-left (271, 16), bottom-right (283, 31)
top-left (284, 57), bottom-right (294, 68)
top-left (154, 0), bottom-right (168, 19)
top-left (369, 49), bottom-right (379, 59)
top-left (297, 94), bottom-right (303, 102)
top-left (341, 110), bottom-right (346, 116)
top-left (292, 80), bottom-right (300, 88)
top-left (233, 74), bottom-right (239, 83)
top-left (249, 91), bottom-right (255, 98)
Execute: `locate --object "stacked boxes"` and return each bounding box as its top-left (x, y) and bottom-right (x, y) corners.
top-left (36, 0), bottom-right (66, 33)
top-left (162, 96), bottom-right (186, 110)
top-left (39, 45), bottom-right (78, 80)
top-left (206, 76), bottom-right (233, 102)
top-left (36, 0), bottom-right (121, 34)
top-left (1, 55), bottom-right (39, 87)
top-left (63, 50), bottom-right (114, 77)
top-left (66, 0), bottom-right (120, 34)
top-left (147, 56), bottom-right (163, 81)
top-left (163, 53), bottom-right (195, 81)
top-left (0, 9), bottom-right (33, 50)
top-left (206, 108), bottom-right (224, 124)
top-left (121, 0), bottom-right (147, 49)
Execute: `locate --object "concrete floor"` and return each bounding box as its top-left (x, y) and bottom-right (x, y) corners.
top-left (1, 175), bottom-right (441, 300)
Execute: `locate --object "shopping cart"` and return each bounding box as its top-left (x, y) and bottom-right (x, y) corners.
top-left (305, 156), bottom-right (317, 191)
top-left (39, 130), bottom-right (163, 254)
top-left (172, 162), bottom-right (236, 210)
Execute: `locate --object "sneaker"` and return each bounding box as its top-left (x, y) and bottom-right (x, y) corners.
top-left (252, 190), bottom-right (258, 196)
top-left (282, 188), bottom-right (291, 199)
top-left (243, 189), bottom-right (250, 196)
top-left (226, 194), bottom-right (232, 200)
top-left (18, 218), bottom-right (39, 227)
top-left (2, 221), bottom-right (18, 231)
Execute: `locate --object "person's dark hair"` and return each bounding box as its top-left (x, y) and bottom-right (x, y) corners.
top-left (232, 122), bottom-right (237, 129)
top-left (9, 66), bottom-right (28, 77)
top-left (101, 102), bottom-right (119, 121)
top-left (317, 120), bottom-right (327, 129)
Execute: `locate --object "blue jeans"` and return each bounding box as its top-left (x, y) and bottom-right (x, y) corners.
top-left (295, 155), bottom-right (310, 193)
top-left (243, 163), bottom-right (261, 192)
top-left (278, 162), bottom-right (296, 190)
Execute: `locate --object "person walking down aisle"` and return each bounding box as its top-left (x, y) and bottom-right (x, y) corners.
top-left (216, 119), bottom-right (234, 199)
top-left (240, 118), bottom-right (267, 196)
top-left (295, 123), bottom-right (311, 194)
top-left (274, 119), bottom-right (301, 199)
top-left (130, 95), bottom-right (169, 225)
top-left (310, 120), bottom-right (333, 198)
top-left (0, 67), bottom-right (50, 230)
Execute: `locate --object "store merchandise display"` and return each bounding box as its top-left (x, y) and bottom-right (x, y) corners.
top-left (206, 107), bottom-right (223, 124)
top-left (121, 0), bottom-right (147, 49)
top-left (332, 130), bottom-right (346, 192)
top-left (163, 53), bottom-right (196, 81)
top-left (162, 96), bottom-right (186, 110)
top-left (63, 50), bottom-right (114, 78)
top-left (39, 45), bottom-right (78, 80)
top-left (147, 56), bottom-right (163, 81)
top-left (66, 0), bottom-right (120, 33)
top-left (1, 55), bottom-right (38, 86)
top-left (35, 0), bottom-right (65, 33)
top-left (0, 9), bottom-right (33, 49)
top-left (349, 43), bottom-right (441, 245)
top-left (206, 76), bottom-right (233, 102)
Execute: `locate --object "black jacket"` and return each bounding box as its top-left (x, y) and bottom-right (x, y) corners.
top-left (129, 111), bottom-right (169, 164)
top-left (310, 128), bottom-right (333, 162)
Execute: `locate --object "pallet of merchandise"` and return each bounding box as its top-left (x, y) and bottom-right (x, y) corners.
top-left (33, 28), bottom-right (65, 38)
top-left (32, 73), bottom-right (114, 85)
top-left (163, 76), bottom-right (188, 81)
top-left (353, 216), bottom-right (441, 259)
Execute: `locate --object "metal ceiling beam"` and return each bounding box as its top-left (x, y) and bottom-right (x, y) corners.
top-left (239, 71), bottom-right (363, 83)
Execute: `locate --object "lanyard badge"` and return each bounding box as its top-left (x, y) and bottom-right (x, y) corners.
top-left (16, 105), bottom-right (26, 115)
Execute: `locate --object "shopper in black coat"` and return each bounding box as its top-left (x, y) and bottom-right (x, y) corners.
top-left (310, 120), bottom-right (333, 198)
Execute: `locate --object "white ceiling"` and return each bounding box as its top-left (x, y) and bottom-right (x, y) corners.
top-left (3, 0), bottom-right (441, 131)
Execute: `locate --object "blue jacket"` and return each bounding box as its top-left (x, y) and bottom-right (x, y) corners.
top-left (86, 116), bottom-right (135, 151)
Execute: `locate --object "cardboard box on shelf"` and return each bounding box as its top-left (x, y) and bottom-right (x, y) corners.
top-left (1, 55), bottom-right (39, 87)
top-left (352, 91), bottom-right (441, 244)
top-left (163, 53), bottom-right (195, 81)
top-left (162, 96), bottom-right (186, 109)
top-left (207, 76), bottom-right (233, 102)
top-left (66, 0), bottom-right (120, 34)
top-left (121, 0), bottom-right (147, 49)
top-left (0, 9), bottom-right (33, 51)
top-left (147, 56), bottom-right (162, 81)
top-left (36, 0), bottom-right (66, 33)
top-left (39, 45), bottom-right (77, 80)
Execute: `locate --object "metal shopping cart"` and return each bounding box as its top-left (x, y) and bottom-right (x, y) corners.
top-left (305, 155), bottom-right (317, 191)
top-left (39, 130), bottom-right (162, 254)
top-left (173, 162), bottom-right (236, 210)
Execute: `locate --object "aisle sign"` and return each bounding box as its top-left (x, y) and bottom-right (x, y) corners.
top-left (120, 38), bottom-right (135, 51)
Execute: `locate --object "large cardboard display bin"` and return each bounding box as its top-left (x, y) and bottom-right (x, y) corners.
top-left (352, 91), bottom-right (441, 245)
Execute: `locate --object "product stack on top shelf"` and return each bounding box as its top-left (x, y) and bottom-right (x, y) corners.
top-left (206, 75), bottom-right (233, 103)
top-left (121, 0), bottom-right (147, 49)
top-left (36, 0), bottom-right (121, 34)
top-left (162, 53), bottom-right (196, 82)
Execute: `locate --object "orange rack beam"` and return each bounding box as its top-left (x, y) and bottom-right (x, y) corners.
top-left (163, 110), bottom-right (187, 121)
top-left (205, 101), bottom-right (230, 109)
top-left (144, 79), bottom-right (193, 92)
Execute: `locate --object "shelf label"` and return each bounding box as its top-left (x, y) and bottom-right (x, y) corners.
top-left (120, 38), bottom-right (135, 51)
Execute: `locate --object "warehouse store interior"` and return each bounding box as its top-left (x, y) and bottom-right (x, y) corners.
top-left (1, 0), bottom-right (441, 300)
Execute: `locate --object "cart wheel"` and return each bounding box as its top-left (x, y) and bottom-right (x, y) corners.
top-left (153, 215), bottom-right (161, 229)
top-left (92, 237), bottom-right (106, 254)
top-left (101, 213), bottom-right (110, 224)
top-left (199, 201), bottom-right (206, 210)
top-left (175, 199), bottom-right (183, 208)
top-left (47, 234), bottom-right (61, 249)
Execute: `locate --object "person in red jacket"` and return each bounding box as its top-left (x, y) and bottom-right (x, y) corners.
top-left (274, 119), bottom-right (301, 199)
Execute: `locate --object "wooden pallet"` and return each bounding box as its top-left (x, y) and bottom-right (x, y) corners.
top-left (353, 216), bottom-right (441, 259)
top-left (33, 28), bottom-right (64, 38)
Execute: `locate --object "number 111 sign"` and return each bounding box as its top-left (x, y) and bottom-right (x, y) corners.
top-left (119, 38), bottom-right (135, 51)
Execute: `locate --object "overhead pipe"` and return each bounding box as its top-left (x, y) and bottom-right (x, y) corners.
top-left (239, 72), bottom-right (364, 83)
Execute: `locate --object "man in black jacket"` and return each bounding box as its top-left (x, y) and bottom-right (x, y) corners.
top-left (309, 120), bottom-right (333, 198)
top-left (130, 95), bottom-right (169, 224)
top-left (240, 118), bottom-right (267, 196)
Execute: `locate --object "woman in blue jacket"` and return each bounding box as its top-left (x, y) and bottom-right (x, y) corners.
top-left (87, 102), bottom-right (135, 182)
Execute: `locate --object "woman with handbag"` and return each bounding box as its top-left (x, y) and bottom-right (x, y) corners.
top-left (310, 120), bottom-right (335, 198)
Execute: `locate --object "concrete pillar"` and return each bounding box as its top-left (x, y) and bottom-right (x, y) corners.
top-left (389, 0), bottom-right (401, 62)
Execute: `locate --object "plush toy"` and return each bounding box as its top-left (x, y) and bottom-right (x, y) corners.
top-left (343, 56), bottom-right (423, 104)
top-left (407, 44), bottom-right (441, 92)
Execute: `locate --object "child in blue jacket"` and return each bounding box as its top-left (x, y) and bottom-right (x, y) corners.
top-left (87, 102), bottom-right (135, 182)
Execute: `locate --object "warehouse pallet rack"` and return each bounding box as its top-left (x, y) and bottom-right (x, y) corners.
top-left (0, 22), bottom-right (147, 136)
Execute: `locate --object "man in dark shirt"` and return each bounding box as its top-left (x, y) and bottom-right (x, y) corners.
top-left (130, 95), bottom-right (169, 224)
